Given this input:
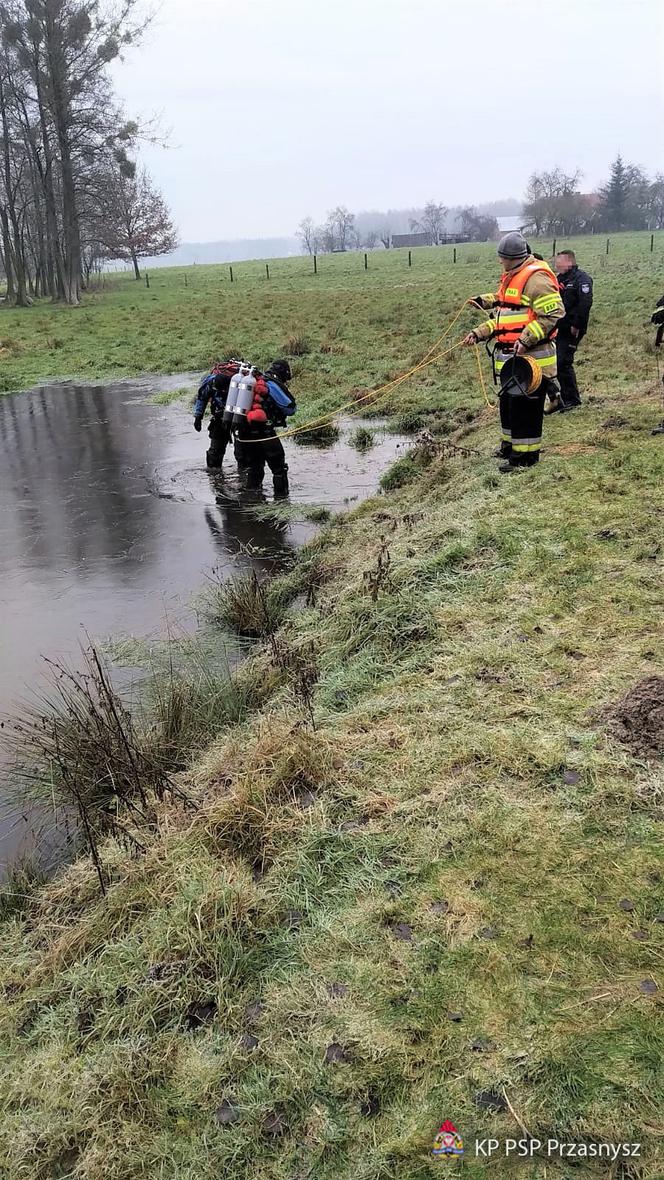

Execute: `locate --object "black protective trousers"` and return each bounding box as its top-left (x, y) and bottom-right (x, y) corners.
top-left (234, 430), bottom-right (289, 495)
top-left (499, 378), bottom-right (557, 466)
top-left (556, 334), bottom-right (582, 407)
top-left (206, 416), bottom-right (232, 468)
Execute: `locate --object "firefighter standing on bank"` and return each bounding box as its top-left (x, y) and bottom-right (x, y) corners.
top-left (463, 232), bottom-right (565, 473)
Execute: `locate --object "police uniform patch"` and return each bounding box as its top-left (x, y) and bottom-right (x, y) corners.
top-left (581, 284), bottom-right (591, 293)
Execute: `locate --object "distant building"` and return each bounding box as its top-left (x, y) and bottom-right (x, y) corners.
top-left (392, 230), bottom-right (473, 249)
top-left (496, 214), bottom-right (524, 233)
top-left (392, 231), bottom-right (432, 249)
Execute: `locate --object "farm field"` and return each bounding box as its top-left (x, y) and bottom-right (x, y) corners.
top-left (0, 231), bottom-right (663, 1179)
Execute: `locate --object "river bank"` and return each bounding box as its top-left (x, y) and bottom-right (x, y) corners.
top-left (1, 365), bottom-right (662, 1177)
top-left (1, 242), bottom-right (663, 1178)
top-left (0, 375), bottom-right (407, 874)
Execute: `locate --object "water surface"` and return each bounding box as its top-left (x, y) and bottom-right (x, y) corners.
top-left (0, 376), bottom-right (407, 869)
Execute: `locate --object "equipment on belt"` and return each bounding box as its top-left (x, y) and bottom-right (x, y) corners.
top-left (499, 354), bottom-right (543, 397)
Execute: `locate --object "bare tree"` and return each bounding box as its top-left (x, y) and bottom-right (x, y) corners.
top-left (422, 201), bottom-right (447, 245)
top-left (459, 206), bottom-right (499, 242)
top-left (317, 221), bottom-right (335, 253)
top-left (297, 216), bottom-right (317, 254)
top-left (0, 0), bottom-right (147, 303)
top-left (647, 174), bottom-right (664, 229)
top-left (0, 45), bottom-right (31, 304)
top-left (327, 205), bottom-right (355, 251)
top-left (93, 163), bottom-right (178, 278)
top-left (523, 167), bottom-right (585, 235)
top-left (410, 200), bottom-right (448, 245)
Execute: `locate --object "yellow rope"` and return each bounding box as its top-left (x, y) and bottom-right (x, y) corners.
top-left (237, 297), bottom-right (491, 444)
top-left (474, 343), bottom-right (493, 408)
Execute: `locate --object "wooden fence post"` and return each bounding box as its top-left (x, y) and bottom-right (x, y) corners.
top-left (651, 234), bottom-right (655, 253)
top-left (266, 263), bottom-right (270, 280)
top-left (145, 272), bottom-right (150, 288)
top-left (453, 247), bottom-right (457, 264)
top-left (408, 250), bottom-right (412, 268)
top-left (552, 238), bottom-right (557, 257)
top-left (313, 254), bottom-right (317, 275)
top-left (184, 273), bottom-right (188, 287)
top-left (364, 252), bottom-right (368, 270)
top-left (606, 238), bottom-right (610, 255)
top-left (229, 266), bottom-right (234, 283)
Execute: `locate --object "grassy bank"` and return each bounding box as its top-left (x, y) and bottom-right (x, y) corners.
top-left (0, 235), bottom-right (663, 1178)
top-left (1, 232), bottom-right (663, 412)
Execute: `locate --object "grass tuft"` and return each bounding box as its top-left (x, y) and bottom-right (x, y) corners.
top-left (0, 858), bottom-right (46, 921)
top-left (201, 570), bottom-right (289, 638)
top-left (292, 421), bottom-right (341, 447)
top-left (283, 333), bottom-right (311, 356)
top-left (349, 426), bottom-right (375, 452)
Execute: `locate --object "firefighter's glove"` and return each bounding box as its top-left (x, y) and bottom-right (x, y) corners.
top-left (194, 416), bottom-right (203, 432)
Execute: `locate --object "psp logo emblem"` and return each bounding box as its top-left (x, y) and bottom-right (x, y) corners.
top-left (432, 1120), bottom-right (464, 1158)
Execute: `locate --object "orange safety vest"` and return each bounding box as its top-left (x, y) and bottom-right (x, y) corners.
top-left (491, 260), bottom-right (561, 348)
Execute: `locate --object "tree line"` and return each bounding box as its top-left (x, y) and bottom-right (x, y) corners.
top-left (523, 156), bottom-right (664, 236)
top-left (0, 0), bottom-right (178, 307)
top-left (297, 202), bottom-right (500, 254)
top-left (299, 156), bottom-right (664, 256)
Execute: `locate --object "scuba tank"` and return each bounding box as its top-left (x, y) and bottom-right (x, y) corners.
top-left (222, 365), bottom-right (243, 426)
top-left (231, 364), bottom-right (257, 429)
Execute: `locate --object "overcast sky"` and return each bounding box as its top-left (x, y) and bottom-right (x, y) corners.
top-left (111, 0), bottom-right (664, 242)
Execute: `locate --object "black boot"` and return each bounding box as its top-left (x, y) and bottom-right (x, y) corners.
top-left (494, 442), bottom-right (512, 459)
top-left (206, 449), bottom-right (223, 469)
top-left (273, 472), bottom-right (290, 498)
top-left (244, 467), bottom-right (264, 490)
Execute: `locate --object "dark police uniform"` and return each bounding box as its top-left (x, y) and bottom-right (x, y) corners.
top-left (556, 265), bottom-right (593, 408)
top-left (651, 294), bottom-right (664, 435)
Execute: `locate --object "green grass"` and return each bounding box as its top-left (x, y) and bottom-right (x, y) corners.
top-left (0, 232), bottom-right (663, 1179)
top-left (149, 385), bottom-right (196, 405)
top-left (1, 231), bottom-right (662, 412)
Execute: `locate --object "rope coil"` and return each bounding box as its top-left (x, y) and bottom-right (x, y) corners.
top-left (238, 299), bottom-right (493, 444)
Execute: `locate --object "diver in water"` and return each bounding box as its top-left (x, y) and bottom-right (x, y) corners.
top-left (232, 360), bottom-right (296, 497)
top-left (192, 360), bottom-right (239, 469)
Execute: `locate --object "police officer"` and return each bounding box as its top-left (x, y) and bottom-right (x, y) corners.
top-left (463, 232), bottom-right (565, 473)
top-left (233, 359), bottom-right (295, 497)
top-left (192, 360), bottom-right (238, 468)
top-left (549, 250), bottom-right (593, 412)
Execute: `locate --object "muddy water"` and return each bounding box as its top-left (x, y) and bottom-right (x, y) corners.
top-left (0, 376), bottom-right (408, 872)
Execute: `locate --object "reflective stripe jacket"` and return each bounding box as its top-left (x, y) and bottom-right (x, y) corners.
top-left (473, 255), bottom-right (565, 376)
